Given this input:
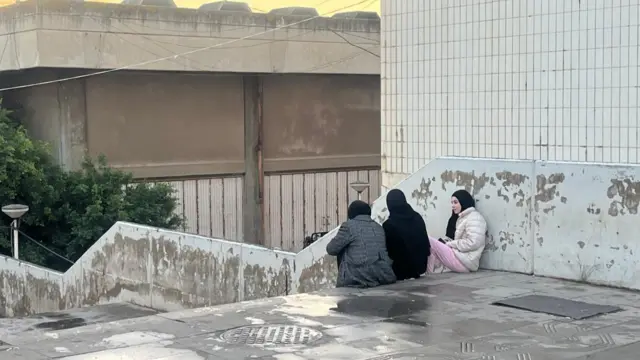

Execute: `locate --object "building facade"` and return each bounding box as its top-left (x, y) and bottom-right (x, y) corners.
top-left (381, 0), bottom-right (640, 189)
top-left (0, 0), bottom-right (381, 250)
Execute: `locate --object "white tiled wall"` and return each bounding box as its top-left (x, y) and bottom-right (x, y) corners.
top-left (381, 0), bottom-right (640, 188)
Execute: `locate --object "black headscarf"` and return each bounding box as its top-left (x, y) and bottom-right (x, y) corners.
top-left (348, 200), bottom-right (371, 219)
top-left (383, 189), bottom-right (430, 280)
top-left (386, 189), bottom-right (414, 218)
top-left (445, 189), bottom-right (476, 239)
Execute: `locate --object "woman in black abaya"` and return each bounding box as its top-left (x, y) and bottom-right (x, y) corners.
top-left (382, 189), bottom-right (431, 280)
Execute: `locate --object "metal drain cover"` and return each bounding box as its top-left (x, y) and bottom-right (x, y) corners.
top-left (220, 325), bottom-right (323, 346)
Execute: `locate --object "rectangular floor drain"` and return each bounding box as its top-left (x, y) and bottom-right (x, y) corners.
top-left (492, 295), bottom-right (622, 320)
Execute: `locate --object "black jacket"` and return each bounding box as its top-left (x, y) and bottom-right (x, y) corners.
top-left (382, 189), bottom-right (431, 280)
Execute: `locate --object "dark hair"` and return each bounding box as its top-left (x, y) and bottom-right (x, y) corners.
top-left (347, 200), bottom-right (371, 219)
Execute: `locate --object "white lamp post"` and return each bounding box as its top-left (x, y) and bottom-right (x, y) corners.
top-left (2, 204), bottom-right (29, 260)
top-left (349, 181), bottom-right (370, 201)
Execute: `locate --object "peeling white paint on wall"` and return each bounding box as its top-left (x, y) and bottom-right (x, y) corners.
top-left (3, 157), bottom-right (640, 316)
top-left (310, 157), bottom-right (640, 290)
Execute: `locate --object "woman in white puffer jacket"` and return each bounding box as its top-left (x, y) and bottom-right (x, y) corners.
top-left (428, 189), bottom-right (487, 273)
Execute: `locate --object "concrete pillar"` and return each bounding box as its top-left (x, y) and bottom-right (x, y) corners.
top-left (56, 80), bottom-right (88, 171)
top-left (4, 70), bottom-right (87, 171)
top-left (242, 75), bottom-right (265, 245)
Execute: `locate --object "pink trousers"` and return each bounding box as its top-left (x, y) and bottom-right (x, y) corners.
top-left (427, 236), bottom-right (469, 273)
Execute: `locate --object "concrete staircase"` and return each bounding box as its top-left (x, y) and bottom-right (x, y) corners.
top-left (1, 157), bottom-right (638, 317)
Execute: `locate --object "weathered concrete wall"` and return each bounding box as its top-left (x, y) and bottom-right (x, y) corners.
top-left (0, 257), bottom-right (65, 318)
top-left (3, 158), bottom-right (638, 317)
top-left (3, 71), bottom-right (381, 178)
top-left (373, 158), bottom-right (536, 275)
top-left (85, 73), bottom-right (245, 177)
top-left (303, 157), bottom-right (640, 292)
top-left (3, 70), bottom-right (88, 170)
top-left (0, 0), bottom-right (379, 75)
top-left (533, 161), bottom-right (640, 289)
top-left (0, 222), bottom-right (295, 317)
top-left (262, 75), bottom-right (380, 172)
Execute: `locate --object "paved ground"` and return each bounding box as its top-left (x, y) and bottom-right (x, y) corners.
top-left (2, 270), bottom-right (640, 359)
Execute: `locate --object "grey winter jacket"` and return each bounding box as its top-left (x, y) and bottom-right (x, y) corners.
top-left (326, 215), bottom-right (397, 288)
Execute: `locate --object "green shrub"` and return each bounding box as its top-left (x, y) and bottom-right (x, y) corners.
top-left (0, 100), bottom-right (184, 271)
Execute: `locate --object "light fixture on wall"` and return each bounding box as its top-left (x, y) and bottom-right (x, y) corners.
top-left (2, 204), bottom-right (29, 260)
top-left (349, 181), bottom-right (370, 201)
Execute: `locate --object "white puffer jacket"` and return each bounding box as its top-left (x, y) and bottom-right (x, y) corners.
top-left (445, 207), bottom-right (487, 271)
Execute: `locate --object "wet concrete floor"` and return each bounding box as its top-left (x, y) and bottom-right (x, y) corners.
top-left (0, 302), bottom-right (159, 338)
top-left (2, 271), bottom-right (640, 359)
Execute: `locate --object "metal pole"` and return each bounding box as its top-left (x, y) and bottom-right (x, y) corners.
top-left (12, 219), bottom-right (18, 260)
top-left (357, 192), bottom-right (362, 201)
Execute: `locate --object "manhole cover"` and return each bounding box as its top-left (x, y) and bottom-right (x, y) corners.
top-left (220, 325), bottom-right (323, 346)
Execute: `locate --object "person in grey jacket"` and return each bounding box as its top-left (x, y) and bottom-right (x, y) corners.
top-left (326, 200), bottom-right (397, 288)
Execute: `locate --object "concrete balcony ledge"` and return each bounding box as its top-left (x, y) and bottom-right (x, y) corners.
top-left (0, 0), bottom-right (380, 74)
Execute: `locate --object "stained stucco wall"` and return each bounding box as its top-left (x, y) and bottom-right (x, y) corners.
top-left (84, 72), bottom-right (246, 178)
top-left (3, 158), bottom-right (637, 317)
top-left (3, 71), bottom-right (381, 178)
top-left (0, 219), bottom-right (340, 317)
top-left (314, 157), bottom-right (640, 289)
top-left (0, 223), bottom-right (296, 317)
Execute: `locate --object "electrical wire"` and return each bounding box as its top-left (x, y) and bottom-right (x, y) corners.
top-left (1, 0), bottom-right (377, 72)
top-left (337, 31), bottom-right (379, 44)
top-left (0, 15), bottom-right (377, 44)
top-left (17, 230), bottom-right (75, 265)
top-left (0, 36), bottom-right (8, 65)
top-left (21, 13), bottom-right (376, 50)
top-left (115, 29), bottom-right (378, 75)
top-left (90, 17), bottom-right (377, 72)
top-left (139, 29), bottom-right (322, 50)
top-left (331, 30), bottom-right (379, 58)
top-left (0, 225), bottom-right (74, 265)
top-left (314, 0), bottom-right (336, 7)
top-left (0, 0), bottom-right (374, 36)
top-left (0, 0), bottom-right (374, 92)
top-left (84, 15), bottom-right (373, 72)
top-left (93, 17), bottom-right (212, 71)
top-left (11, 30), bottom-right (19, 68)
top-left (0, 225), bottom-right (13, 258)
top-left (251, 6), bottom-right (267, 13)
top-left (303, 46), bottom-right (377, 73)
